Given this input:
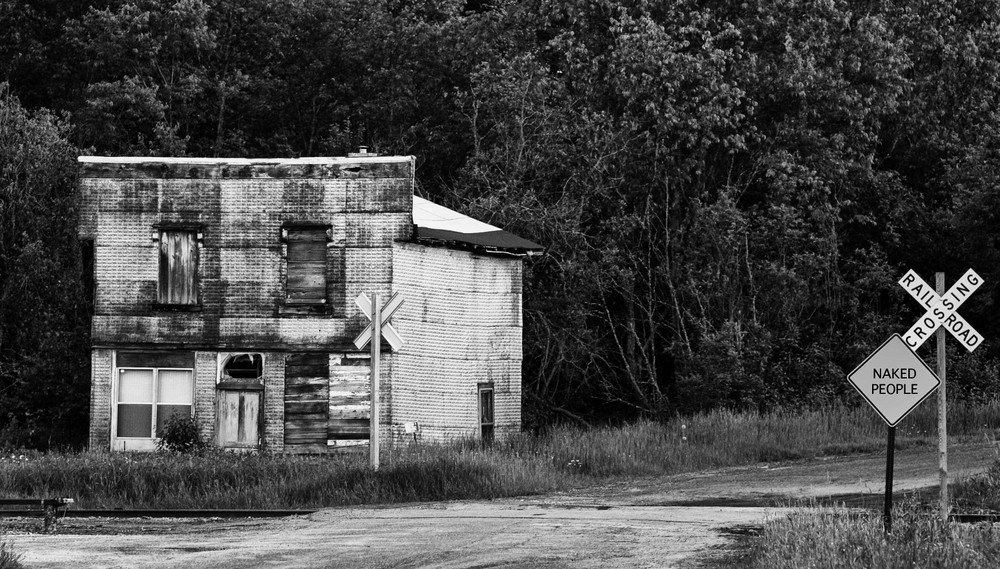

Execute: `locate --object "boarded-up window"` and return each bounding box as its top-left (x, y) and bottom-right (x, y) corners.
top-left (286, 228), bottom-right (327, 303)
top-left (158, 230), bottom-right (198, 304)
top-left (284, 353), bottom-right (330, 453)
top-left (328, 362), bottom-right (370, 446)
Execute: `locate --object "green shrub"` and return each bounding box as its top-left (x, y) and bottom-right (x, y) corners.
top-left (155, 414), bottom-right (207, 454)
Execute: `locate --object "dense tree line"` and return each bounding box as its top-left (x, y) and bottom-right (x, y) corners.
top-left (3, 0), bottom-right (1000, 445)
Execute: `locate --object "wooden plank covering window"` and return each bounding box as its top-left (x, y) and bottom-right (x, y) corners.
top-left (216, 390), bottom-right (261, 449)
top-left (286, 228), bottom-right (327, 303)
top-left (158, 230), bottom-right (198, 304)
top-left (284, 354), bottom-right (329, 449)
top-left (329, 366), bottom-right (370, 441)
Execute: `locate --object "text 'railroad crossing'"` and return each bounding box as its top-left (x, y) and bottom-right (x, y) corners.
top-left (899, 269), bottom-right (983, 351)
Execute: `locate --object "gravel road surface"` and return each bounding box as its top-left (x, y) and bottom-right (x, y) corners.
top-left (6, 439), bottom-right (996, 568)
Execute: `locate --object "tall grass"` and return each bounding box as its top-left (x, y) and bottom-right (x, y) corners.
top-left (1, 402), bottom-right (998, 509)
top-left (744, 507), bottom-right (1000, 569)
top-left (0, 540), bottom-right (22, 569)
top-left (952, 452), bottom-right (1000, 512)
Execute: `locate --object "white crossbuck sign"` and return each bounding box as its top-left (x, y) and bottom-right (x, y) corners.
top-left (899, 269), bottom-right (983, 352)
top-left (353, 292), bottom-right (405, 351)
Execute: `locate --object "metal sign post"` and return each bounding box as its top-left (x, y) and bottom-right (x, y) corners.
top-left (847, 333), bottom-right (940, 533)
top-left (884, 425), bottom-right (895, 533)
top-left (354, 291), bottom-right (405, 471)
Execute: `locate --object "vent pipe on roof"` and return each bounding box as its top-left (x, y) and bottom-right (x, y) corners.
top-left (348, 146), bottom-right (377, 157)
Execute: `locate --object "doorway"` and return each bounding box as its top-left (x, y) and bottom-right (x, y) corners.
top-left (216, 388), bottom-right (262, 450)
top-left (216, 354), bottom-right (264, 450)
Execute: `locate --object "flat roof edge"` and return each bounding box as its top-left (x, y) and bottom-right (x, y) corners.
top-left (78, 155), bottom-right (415, 165)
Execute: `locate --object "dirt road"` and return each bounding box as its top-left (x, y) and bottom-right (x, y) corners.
top-left (7, 440), bottom-right (997, 568)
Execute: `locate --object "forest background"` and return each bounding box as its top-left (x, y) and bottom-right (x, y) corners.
top-left (2, 0), bottom-right (1000, 449)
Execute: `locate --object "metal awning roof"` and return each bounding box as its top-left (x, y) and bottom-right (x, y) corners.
top-left (412, 196), bottom-right (543, 256)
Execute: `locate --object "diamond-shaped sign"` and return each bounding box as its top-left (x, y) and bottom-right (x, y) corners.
top-left (848, 334), bottom-right (940, 427)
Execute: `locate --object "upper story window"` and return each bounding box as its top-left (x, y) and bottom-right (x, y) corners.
top-left (156, 227), bottom-right (201, 306)
top-left (284, 226), bottom-right (329, 305)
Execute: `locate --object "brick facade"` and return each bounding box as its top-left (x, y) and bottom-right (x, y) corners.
top-left (80, 155), bottom-right (525, 452)
top-left (390, 242), bottom-right (523, 443)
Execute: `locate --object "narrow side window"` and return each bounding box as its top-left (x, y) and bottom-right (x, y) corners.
top-left (479, 385), bottom-right (495, 443)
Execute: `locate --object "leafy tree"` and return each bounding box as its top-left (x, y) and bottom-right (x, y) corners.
top-left (0, 85), bottom-right (89, 449)
top-left (2, 0), bottom-right (1000, 435)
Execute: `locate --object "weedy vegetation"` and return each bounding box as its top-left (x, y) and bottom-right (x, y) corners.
top-left (742, 506), bottom-right (1000, 569)
top-left (729, 406), bottom-right (1000, 569)
top-left (952, 438), bottom-right (1000, 513)
top-left (0, 539), bottom-right (23, 569)
top-left (1, 402), bottom-right (998, 510)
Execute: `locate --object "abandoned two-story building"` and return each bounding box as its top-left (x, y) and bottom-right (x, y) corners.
top-left (78, 154), bottom-right (541, 452)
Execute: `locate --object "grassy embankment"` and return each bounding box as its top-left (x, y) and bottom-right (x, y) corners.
top-left (731, 403), bottom-right (1000, 569)
top-left (0, 400), bottom-right (997, 510)
top-left (741, 505), bottom-right (1000, 569)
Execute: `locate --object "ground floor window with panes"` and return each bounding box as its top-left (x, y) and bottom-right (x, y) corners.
top-left (113, 367), bottom-right (194, 451)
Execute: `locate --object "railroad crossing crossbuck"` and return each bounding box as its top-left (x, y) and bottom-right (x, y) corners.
top-left (899, 269), bottom-right (983, 352)
top-left (353, 292), bottom-right (404, 351)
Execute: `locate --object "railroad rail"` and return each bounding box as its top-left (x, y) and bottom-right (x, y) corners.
top-left (0, 498), bottom-right (75, 531)
top-left (0, 506), bottom-right (314, 519)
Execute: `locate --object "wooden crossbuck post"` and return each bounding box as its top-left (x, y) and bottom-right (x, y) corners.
top-left (353, 291), bottom-right (404, 472)
top-left (896, 268), bottom-right (984, 523)
top-left (937, 273), bottom-right (947, 522)
top-left (370, 294), bottom-right (381, 470)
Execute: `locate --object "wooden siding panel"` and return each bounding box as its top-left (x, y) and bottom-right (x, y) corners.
top-left (328, 366), bottom-right (370, 441)
top-left (286, 229), bottom-right (327, 242)
top-left (217, 390), bottom-right (261, 449)
top-left (286, 353), bottom-right (327, 369)
top-left (328, 419), bottom-right (369, 439)
top-left (328, 404), bottom-right (368, 421)
top-left (286, 241), bottom-right (326, 260)
top-left (284, 354), bottom-right (329, 448)
top-left (285, 401), bottom-right (327, 414)
top-left (284, 364), bottom-right (328, 378)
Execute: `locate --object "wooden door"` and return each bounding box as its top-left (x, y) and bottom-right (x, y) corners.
top-left (216, 390), bottom-right (261, 450)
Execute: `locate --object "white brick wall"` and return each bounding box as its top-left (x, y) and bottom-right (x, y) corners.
top-left (89, 349), bottom-right (114, 449)
top-left (389, 243), bottom-right (523, 443)
top-left (194, 352), bottom-right (217, 443)
top-left (263, 353), bottom-right (285, 450)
